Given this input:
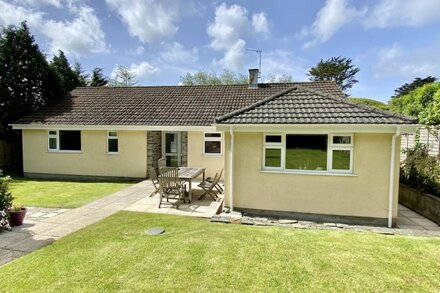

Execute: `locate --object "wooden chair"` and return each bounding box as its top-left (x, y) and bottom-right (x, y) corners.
top-left (158, 167), bottom-right (185, 209)
top-left (198, 172), bottom-right (220, 201)
top-left (148, 167), bottom-right (160, 197)
top-left (205, 168), bottom-right (224, 193)
top-left (158, 157), bottom-right (167, 169)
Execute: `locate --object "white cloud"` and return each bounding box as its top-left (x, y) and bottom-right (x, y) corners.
top-left (261, 49), bottom-right (309, 81)
top-left (160, 42), bottom-right (198, 63)
top-left (130, 61), bottom-right (160, 80)
top-left (364, 0), bottom-right (440, 28)
top-left (0, 1), bottom-right (45, 29)
top-left (128, 45), bottom-right (144, 56)
top-left (373, 43), bottom-right (440, 79)
top-left (300, 0), bottom-right (366, 48)
top-left (16, 0), bottom-right (62, 8)
top-left (252, 12), bottom-right (270, 37)
top-left (44, 5), bottom-right (108, 57)
top-left (106, 0), bottom-right (181, 44)
top-left (0, 1), bottom-right (107, 58)
top-left (207, 3), bottom-right (270, 71)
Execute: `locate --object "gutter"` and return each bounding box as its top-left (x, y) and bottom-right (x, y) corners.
top-left (388, 126), bottom-right (401, 228)
top-left (229, 127), bottom-right (235, 212)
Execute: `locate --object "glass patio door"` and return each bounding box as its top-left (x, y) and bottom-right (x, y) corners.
top-left (162, 132), bottom-right (181, 167)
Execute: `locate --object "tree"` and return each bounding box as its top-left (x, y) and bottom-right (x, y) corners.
top-left (348, 97), bottom-right (388, 111)
top-left (308, 56), bottom-right (360, 94)
top-left (388, 82), bottom-right (440, 125)
top-left (394, 76), bottom-right (437, 97)
top-left (89, 68), bottom-right (108, 86)
top-left (50, 50), bottom-right (83, 94)
top-left (180, 70), bottom-right (247, 85)
top-left (0, 22), bottom-right (62, 140)
top-left (73, 62), bottom-right (88, 87)
top-left (109, 65), bottom-right (138, 87)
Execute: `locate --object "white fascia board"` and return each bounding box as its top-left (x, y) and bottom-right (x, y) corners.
top-left (10, 124), bottom-right (216, 132)
top-left (214, 124), bottom-right (419, 134)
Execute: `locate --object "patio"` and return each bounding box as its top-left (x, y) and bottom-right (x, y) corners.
top-left (124, 185), bottom-right (224, 218)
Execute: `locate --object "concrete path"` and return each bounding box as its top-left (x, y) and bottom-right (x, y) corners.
top-left (397, 204), bottom-right (440, 231)
top-left (0, 180), bottom-right (154, 267)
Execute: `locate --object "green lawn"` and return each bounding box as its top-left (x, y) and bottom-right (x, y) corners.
top-left (9, 178), bottom-right (133, 208)
top-left (1, 212), bottom-right (440, 292)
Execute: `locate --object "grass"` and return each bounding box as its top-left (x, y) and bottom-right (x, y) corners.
top-left (1, 212), bottom-right (440, 292)
top-left (9, 177), bottom-right (133, 208)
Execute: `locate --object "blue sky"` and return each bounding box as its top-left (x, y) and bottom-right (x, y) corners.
top-left (1, 0), bottom-right (440, 102)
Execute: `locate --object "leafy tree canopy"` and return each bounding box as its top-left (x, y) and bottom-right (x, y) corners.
top-left (180, 70), bottom-right (247, 85)
top-left (394, 76), bottom-right (437, 97)
top-left (73, 62), bottom-right (88, 87)
top-left (308, 56), bottom-right (360, 94)
top-left (0, 22), bottom-right (62, 139)
top-left (109, 65), bottom-right (138, 87)
top-left (389, 82), bottom-right (440, 125)
top-left (90, 68), bottom-right (108, 86)
top-left (348, 97), bottom-right (388, 110)
top-left (50, 50), bottom-right (84, 94)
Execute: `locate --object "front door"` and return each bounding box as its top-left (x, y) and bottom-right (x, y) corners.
top-left (162, 132), bottom-right (181, 167)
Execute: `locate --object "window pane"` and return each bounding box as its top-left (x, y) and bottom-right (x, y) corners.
top-left (285, 135), bottom-right (327, 170)
top-left (265, 148), bottom-right (281, 167)
top-left (49, 131), bottom-right (57, 135)
top-left (333, 136), bottom-right (351, 145)
top-left (205, 133), bottom-right (221, 138)
top-left (165, 133), bottom-right (178, 153)
top-left (108, 139), bottom-right (118, 153)
top-left (108, 131), bottom-right (117, 137)
top-left (332, 150), bottom-right (351, 170)
top-left (265, 135), bottom-right (282, 143)
top-left (204, 141), bottom-right (221, 154)
top-left (166, 156), bottom-right (179, 167)
top-left (59, 130), bottom-right (81, 151)
top-left (49, 137), bottom-right (57, 149)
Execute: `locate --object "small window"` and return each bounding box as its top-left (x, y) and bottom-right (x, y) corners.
top-left (264, 148), bottom-right (282, 168)
top-left (107, 131), bottom-right (119, 153)
top-left (265, 135), bottom-right (282, 143)
top-left (59, 130), bottom-right (81, 151)
top-left (48, 131), bottom-right (58, 150)
top-left (203, 132), bottom-right (222, 155)
top-left (332, 135), bottom-right (352, 146)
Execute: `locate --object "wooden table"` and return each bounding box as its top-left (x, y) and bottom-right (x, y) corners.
top-left (178, 167), bottom-right (206, 203)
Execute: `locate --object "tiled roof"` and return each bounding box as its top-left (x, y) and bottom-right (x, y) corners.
top-left (216, 85), bottom-right (416, 124)
top-left (14, 82), bottom-right (345, 126)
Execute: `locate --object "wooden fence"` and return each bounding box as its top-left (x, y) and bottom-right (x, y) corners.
top-left (0, 139), bottom-right (14, 170)
top-left (401, 127), bottom-right (440, 161)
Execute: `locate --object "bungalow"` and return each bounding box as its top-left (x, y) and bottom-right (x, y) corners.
top-left (11, 71), bottom-right (416, 227)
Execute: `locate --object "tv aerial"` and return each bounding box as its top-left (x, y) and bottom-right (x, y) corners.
top-left (246, 48), bottom-right (262, 79)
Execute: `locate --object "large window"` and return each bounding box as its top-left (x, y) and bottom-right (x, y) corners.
top-left (203, 132), bottom-right (222, 155)
top-left (263, 133), bottom-right (353, 173)
top-left (48, 130), bottom-right (81, 151)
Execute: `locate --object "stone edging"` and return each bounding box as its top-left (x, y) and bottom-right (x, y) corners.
top-left (211, 213), bottom-right (440, 238)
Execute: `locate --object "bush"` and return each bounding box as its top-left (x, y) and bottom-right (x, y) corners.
top-left (400, 144), bottom-right (440, 197)
top-left (0, 169), bottom-right (13, 231)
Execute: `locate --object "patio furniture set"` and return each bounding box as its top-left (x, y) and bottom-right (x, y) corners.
top-left (149, 158), bottom-right (223, 209)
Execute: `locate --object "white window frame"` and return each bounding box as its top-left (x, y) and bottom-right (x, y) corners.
top-left (47, 130), bottom-right (82, 153)
top-left (48, 130), bottom-right (58, 151)
top-left (107, 131), bottom-right (119, 154)
top-left (262, 133), bottom-right (284, 170)
top-left (203, 132), bottom-right (223, 156)
top-left (328, 134), bottom-right (354, 173)
top-left (261, 132), bottom-right (354, 174)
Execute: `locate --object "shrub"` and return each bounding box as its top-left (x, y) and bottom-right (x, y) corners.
top-left (400, 144), bottom-right (440, 197)
top-left (0, 169), bottom-right (13, 231)
top-left (0, 169), bottom-right (14, 210)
